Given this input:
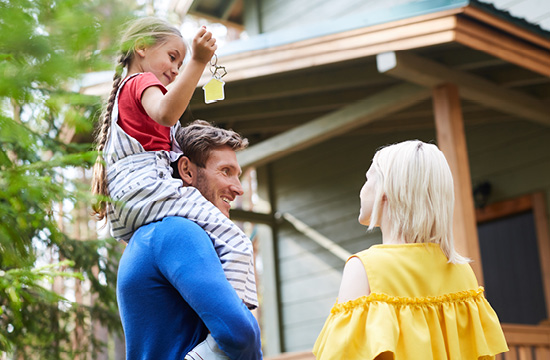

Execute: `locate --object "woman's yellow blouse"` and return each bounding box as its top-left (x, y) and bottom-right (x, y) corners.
top-left (313, 243), bottom-right (508, 360)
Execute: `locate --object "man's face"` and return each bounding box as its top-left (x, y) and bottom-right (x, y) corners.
top-left (192, 146), bottom-right (244, 218)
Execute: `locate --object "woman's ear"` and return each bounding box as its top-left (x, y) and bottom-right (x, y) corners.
top-left (177, 156), bottom-right (196, 186)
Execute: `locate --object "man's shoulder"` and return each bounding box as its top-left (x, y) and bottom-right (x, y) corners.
top-left (128, 217), bottom-right (213, 257)
top-left (136, 216), bottom-right (206, 236)
top-left (134, 216), bottom-right (208, 240)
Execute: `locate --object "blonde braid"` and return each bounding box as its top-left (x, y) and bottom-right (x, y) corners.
top-left (91, 55), bottom-right (127, 220)
top-left (91, 17), bottom-right (183, 221)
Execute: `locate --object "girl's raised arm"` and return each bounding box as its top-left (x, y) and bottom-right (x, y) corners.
top-left (142, 26), bottom-right (217, 127)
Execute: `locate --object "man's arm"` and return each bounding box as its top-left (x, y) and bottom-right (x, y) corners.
top-left (154, 217), bottom-right (262, 360)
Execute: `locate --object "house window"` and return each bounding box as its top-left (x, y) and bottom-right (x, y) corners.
top-left (476, 193), bottom-right (550, 325)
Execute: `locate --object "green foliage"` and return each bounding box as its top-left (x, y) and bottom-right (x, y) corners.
top-left (0, 0), bottom-right (136, 358)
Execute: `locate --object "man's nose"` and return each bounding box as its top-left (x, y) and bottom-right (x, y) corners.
top-left (231, 180), bottom-right (244, 196)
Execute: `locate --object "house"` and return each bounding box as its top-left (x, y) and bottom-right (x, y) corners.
top-left (168, 0), bottom-right (550, 358)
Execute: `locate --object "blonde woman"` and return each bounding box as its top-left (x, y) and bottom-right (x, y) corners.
top-left (313, 140), bottom-right (508, 359)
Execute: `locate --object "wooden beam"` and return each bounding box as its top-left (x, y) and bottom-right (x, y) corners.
top-left (475, 194), bottom-right (533, 224)
top-left (479, 67), bottom-right (550, 89)
top-left (200, 14), bottom-right (461, 85)
top-left (220, 0), bottom-right (239, 21)
top-left (432, 83), bottom-right (484, 284)
top-left (461, 7), bottom-right (550, 54)
top-left (501, 324), bottom-right (550, 346)
top-left (190, 61), bottom-right (390, 110)
top-left (282, 213), bottom-right (351, 262)
top-left (432, 48), bottom-right (506, 71)
top-left (192, 85), bottom-right (390, 123)
top-left (455, 17), bottom-right (550, 77)
top-left (197, 6), bottom-right (550, 85)
top-left (230, 208), bottom-right (274, 225)
top-left (377, 51), bottom-right (550, 126)
top-left (171, 0), bottom-right (244, 30)
top-left (237, 83), bottom-right (430, 169)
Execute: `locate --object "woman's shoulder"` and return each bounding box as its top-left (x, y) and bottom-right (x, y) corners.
top-left (351, 244), bottom-right (388, 263)
top-left (355, 243), bottom-right (445, 260)
top-left (338, 256), bottom-right (370, 303)
top-left (347, 245), bottom-right (385, 277)
top-left (352, 245), bottom-right (378, 258)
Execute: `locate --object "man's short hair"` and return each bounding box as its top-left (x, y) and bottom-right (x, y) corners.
top-left (172, 120), bottom-right (248, 177)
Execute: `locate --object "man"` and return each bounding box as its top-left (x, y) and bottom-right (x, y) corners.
top-left (116, 120), bottom-right (262, 360)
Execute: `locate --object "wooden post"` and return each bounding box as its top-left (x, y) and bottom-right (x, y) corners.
top-left (256, 164), bottom-right (283, 355)
top-left (432, 83), bottom-right (484, 284)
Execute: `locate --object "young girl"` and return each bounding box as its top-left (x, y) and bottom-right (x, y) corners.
top-left (313, 140), bottom-right (508, 360)
top-left (91, 17), bottom-right (256, 359)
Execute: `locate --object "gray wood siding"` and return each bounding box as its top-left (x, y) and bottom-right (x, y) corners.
top-left (246, 0), bottom-right (415, 34)
top-left (267, 119), bottom-right (550, 352)
top-left (270, 128), bottom-right (435, 351)
top-left (244, 0), bottom-right (550, 34)
top-left (468, 121), bottom-right (550, 200)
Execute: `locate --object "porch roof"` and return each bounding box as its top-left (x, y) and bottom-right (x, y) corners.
top-left (185, 1), bottom-right (549, 156)
top-left (208, 0), bottom-right (550, 57)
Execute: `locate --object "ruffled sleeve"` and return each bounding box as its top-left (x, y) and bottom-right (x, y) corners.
top-left (313, 288), bottom-right (508, 360)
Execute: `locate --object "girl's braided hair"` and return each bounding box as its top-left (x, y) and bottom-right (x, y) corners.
top-left (91, 17), bottom-right (183, 220)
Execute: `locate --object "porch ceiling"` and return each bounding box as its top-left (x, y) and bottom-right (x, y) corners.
top-left (187, 41), bottom-right (550, 146)
top-left (182, 2), bottom-right (550, 170)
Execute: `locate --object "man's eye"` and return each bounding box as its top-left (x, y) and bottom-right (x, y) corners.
top-left (170, 55), bottom-right (176, 61)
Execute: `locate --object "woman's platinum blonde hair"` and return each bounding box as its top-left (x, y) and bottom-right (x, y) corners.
top-left (367, 140), bottom-right (470, 264)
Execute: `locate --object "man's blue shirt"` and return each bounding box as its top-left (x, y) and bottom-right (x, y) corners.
top-left (117, 216), bottom-right (262, 360)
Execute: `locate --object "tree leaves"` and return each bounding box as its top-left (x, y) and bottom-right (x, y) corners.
top-left (1, 0), bottom-right (135, 357)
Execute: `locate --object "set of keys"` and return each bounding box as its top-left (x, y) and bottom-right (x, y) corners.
top-left (202, 54), bottom-right (227, 104)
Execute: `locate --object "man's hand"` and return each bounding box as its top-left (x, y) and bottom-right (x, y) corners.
top-left (192, 26), bottom-right (217, 64)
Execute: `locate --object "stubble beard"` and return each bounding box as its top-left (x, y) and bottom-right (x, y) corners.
top-left (194, 167), bottom-right (217, 210)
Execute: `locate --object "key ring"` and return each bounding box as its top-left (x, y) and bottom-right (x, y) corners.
top-left (210, 54), bottom-right (227, 79)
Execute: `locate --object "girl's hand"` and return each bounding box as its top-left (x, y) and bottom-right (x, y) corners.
top-left (192, 26), bottom-right (217, 64)
top-left (144, 26), bottom-right (217, 127)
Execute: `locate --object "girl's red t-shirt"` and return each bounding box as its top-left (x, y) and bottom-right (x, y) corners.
top-left (117, 72), bottom-right (171, 151)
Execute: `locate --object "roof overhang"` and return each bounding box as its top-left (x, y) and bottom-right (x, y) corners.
top-left (184, 2), bottom-right (549, 169)
top-left (74, 2), bottom-right (549, 159)
top-left (197, 2), bottom-right (549, 85)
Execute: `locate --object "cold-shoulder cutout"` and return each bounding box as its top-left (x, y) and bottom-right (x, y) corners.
top-left (337, 256), bottom-right (370, 304)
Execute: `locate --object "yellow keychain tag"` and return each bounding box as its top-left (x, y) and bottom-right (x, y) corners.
top-left (203, 77), bottom-right (225, 104)
top-left (203, 54), bottom-right (227, 104)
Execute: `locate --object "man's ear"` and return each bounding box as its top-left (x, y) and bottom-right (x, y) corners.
top-left (177, 156), bottom-right (196, 186)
